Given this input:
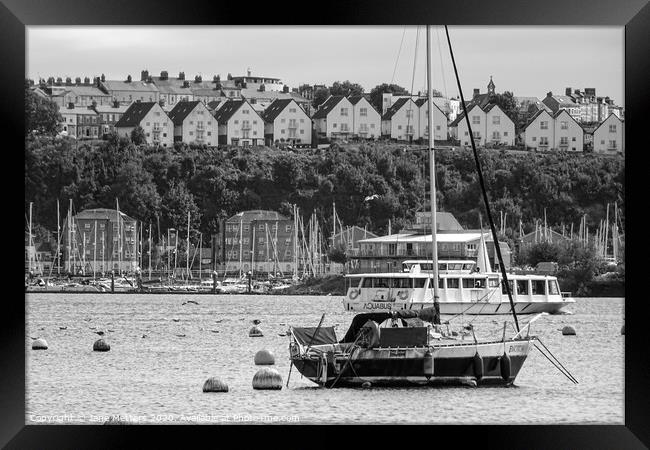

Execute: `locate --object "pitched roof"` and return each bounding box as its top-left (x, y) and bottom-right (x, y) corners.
top-left (548, 95), bottom-right (577, 106)
top-left (93, 104), bottom-right (130, 114)
top-left (347, 95), bottom-right (366, 105)
top-left (167, 101), bottom-right (202, 125)
top-left (60, 107), bottom-right (98, 115)
top-left (312, 95), bottom-right (346, 119)
top-left (448, 104), bottom-right (482, 127)
top-left (102, 80), bottom-right (160, 93)
top-left (226, 210), bottom-right (289, 223)
top-left (62, 85), bottom-right (111, 97)
top-left (381, 97), bottom-right (411, 120)
top-left (74, 208), bottom-right (136, 222)
top-left (213, 99), bottom-right (252, 123)
top-left (260, 99), bottom-right (294, 122)
top-left (207, 100), bottom-right (222, 111)
top-left (592, 113), bottom-right (623, 134)
top-left (521, 109), bottom-right (552, 131)
top-left (114, 102), bottom-right (158, 127)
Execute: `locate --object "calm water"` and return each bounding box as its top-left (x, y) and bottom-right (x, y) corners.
top-left (25, 294), bottom-right (624, 424)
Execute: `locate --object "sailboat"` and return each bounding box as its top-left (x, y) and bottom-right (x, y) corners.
top-left (288, 25), bottom-right (537, 387)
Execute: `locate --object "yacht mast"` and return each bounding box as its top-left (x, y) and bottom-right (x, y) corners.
top-left (426, 25), bottom-right (441, 319)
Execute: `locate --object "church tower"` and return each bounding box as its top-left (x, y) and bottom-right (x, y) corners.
top-left (487, 76), bottom-right (495, 95)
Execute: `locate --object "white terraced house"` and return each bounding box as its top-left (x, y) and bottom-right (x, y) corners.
top-left (450, 103), bottom-right (515, 146)
top-left (592, 113), bottom-right (624, 155)
top-left (114, 101), bottom-right (173, 147)
top-left (415, 98), bottom-right (449, 141)
top-left (167, 100), bottom-right (219, 146)
top-left (312, 95), bottom-right (354, 139)
top-left (381, 97), bottom-right (419, 141)
top-left (522, 109), bottom-right (584, 152)
top-left (261, 98), bottom-right (312, 146)
top-left (348, 95), bottom-right (381, 139)
top-left (213, 98), bottom-right (265, 146)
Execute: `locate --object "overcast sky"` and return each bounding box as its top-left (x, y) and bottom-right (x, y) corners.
top-left (26, 26), bottom-right (624, 105)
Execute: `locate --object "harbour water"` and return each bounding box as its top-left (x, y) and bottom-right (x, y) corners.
top-left (25, 294), bottom-right (624, 424)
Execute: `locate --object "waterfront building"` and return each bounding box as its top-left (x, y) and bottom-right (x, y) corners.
top-left (414, 97), bottom-right (449, 141)
top-left (381, 97), bottom-right (419, 141)
top-left (542, 92), bottom-right (581, 122)
top-left (215, 210), bottom-right (297, 275)
top-left (213, 98), bottom-right (265, 146)
top-left (260, 98), bottom-right (313, 146)
top-left (92, 101), bottom-right (130, 137)
top-left (522, 109), bottom-right (584, 152)
top-left (150, 71), bottom-right (194, 107)
top-left (45, 81), bottom-right (113, 108)
top-left (348, 95), bottom-right (381, 139)
top-left (62, 208), bottom-right (138, 274)
top-left (593, 113), bottom-right (624, 155)
top-left (100, 76), bottom-right (160, 105)
top-left (450, 103), bottom-right (515, 146)
top-left (59, 104), bottom-right (100, 139)
top-left (231, 69), bottom-right (285, 92)
top-left (312, 95), bottom-right (354, 139)
top-left (114, 101), bottom-right (174, 147)
top-left (167, 100), bottom-right (219, 146)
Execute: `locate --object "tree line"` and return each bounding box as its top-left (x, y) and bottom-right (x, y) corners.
top-left (25, 133), bottom-right (624, 249)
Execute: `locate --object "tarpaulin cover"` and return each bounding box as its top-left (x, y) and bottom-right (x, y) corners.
top-left (291, 327), bottom-right (338, 346)
top-left (340, 309), bottom-right (440, 343)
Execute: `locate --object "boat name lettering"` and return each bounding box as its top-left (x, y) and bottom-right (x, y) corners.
top-left (389, 349), bottom-right (406, 357)
top-left (363, 302), bottom-right (393, 310)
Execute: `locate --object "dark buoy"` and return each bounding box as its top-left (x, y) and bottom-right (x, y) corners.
top-left (473, 352), bottom-right (484, 381)
top-left (252, 368), bottom-right (283, 390)
top-left (32, 338), bottom-right (48, 350)
top-left (249, 326), bottom-right (263, 337)
top-left (500, 353), bottom-right (511, 381)
top-left (423, 349), bottom-right (434, 378)
top-left (621, 325), bottom-right (625, 335)
top-left (93, 339), bottom-right (110, 352)
top-left (254, 349), bottom-right (275, 365)
top-left (203, 377), bottom-right (229, 392)
top-left (361, 381), bottom-right (372, 389)
top-left (561, 326), bottom-right (576, 336)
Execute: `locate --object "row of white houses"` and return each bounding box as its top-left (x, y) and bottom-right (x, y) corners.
top-left (114, 97), bottom-right (312, 147)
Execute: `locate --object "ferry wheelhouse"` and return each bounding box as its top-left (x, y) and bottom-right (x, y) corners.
top-left (344, 259), bottom-right (574, 314)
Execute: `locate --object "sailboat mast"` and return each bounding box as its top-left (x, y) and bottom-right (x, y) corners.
top-left (28, 202), bottom-right (33, 274)
top-left (186, 211), bottom-right (190, 283)
top-left (116, 199), bottom-right (121, 275)
top-left (426, 25), bottom-right (441, 311)
top-left (93, 220), bottom-right (97, 278)
top-left (148, 222), bottom-right (152, 280)
top-left (57, 200), bottom-right (61, 275)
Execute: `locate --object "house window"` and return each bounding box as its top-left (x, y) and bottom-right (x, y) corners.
top-left (234, 120), bottom-right (239, 124)
top-left (242, 110), bottom-right (249, 114)
top-left (472, 115), bottom-right (480, 124)
top-left (572, 137), bottom-right (576, 141)
top-left (473, 131), bottom-right (481, 139)
top-left (398, 125), bottom-right (402, 130)
top-left (289, 108), bottom-right (296, 113)
top-left (504, 132), bottom-right (508, 136)
top-left (464, 131), bottom-right (468, 136)
top-left (560, 137), bottom-right (568, 145)
top-left (300, 129), bottom-right (304, 134)
top-left (492, 131), bottom-right (500, 139)
top-left (609, 140), bottom-right (617, 148)
top-left (540, 121), bottom-right (548, 130)
top-left (561, 121), bottom-right (568, 130)
top-left (333, 123), bottom-right (337, 128)
top-left (340, 108), bottom-right (348, 116)
top-left (609, 124), bottom-right (617, 133)
top-left (371, 123), bottom-right (375, 128)
top-left (406, 109), bottom-right (413, 118)
top-left (492, 116), bottom-right (500, 125)
top-left (532, 136), bottom-right (537, 141)
top-left (360, 108), bottom-right (367, 116)
top-left (540, 137), bottom-right (549, 145)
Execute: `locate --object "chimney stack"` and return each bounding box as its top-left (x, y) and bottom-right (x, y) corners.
top-left (178, 72), bottom-right (185, 81)
top-left (565, 87), bottom-right (572, 96)
top-left (160, 70), bottom-right (168, 80)
top-left (473, 88), bottom-right (479, 98)
top-left (141, 70), bottom-right (149, 81)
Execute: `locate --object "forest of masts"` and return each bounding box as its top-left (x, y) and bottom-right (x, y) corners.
top-left (26, 198), bottom-right (623, 279)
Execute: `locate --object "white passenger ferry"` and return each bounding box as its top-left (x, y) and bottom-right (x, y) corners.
top-left (343, 259), bottom-right (575, 315)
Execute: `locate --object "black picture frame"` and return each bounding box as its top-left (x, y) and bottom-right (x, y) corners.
top-left (6, 0), bottom-right (647, 447)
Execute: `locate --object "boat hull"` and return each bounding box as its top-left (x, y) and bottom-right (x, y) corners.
top-left (291, 339), bottom-right (531, 388)
top-left (343, 300), bottom-right (572, 315)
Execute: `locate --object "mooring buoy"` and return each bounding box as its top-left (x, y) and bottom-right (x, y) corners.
top-left (252, 368), bottom-right (282, 390)
top-left (32, 338), bottom-right (48, 350)
top-left (361, 381), bottom-right (372, 389)
top-left (561, 326), bottom-right (576, 336)
top-left (249, 326), bottom-right (263, 337)
top-left (203, 377), bottom-right (229, 393)
top-left (93, 339), bottom-right (110, 352)
top-left (254, 349), bottom-right (275, 365)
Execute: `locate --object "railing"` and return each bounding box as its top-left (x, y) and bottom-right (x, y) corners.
top-left (348, 249), bottom-right (469, 258)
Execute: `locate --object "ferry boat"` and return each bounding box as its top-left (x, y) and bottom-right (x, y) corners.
top-left (343, 258), bottom-right (575, 314)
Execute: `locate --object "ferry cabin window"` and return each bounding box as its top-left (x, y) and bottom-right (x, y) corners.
top-left (531, 280), bottom-right (546, 295)
top-left (362, 278), bottom-right (373, 288)
top-left (414, 278), bottom-right (426, 288)
top-left (447, 278), bottom-right (459, 289)
top-left (449, 263), bottom-right (464, 271)
top-left (463, 263), bottom-right (475, 270)
top-left (393, 278), bottom-right (412, 289)
top-left (548, 279), bottom-right (560, 295)
top-left (429, 278), bottom-right (444, 288)
top-left (516, 280), bottom-right (529, 295)
top-left (463, 278), bottom-right (486, 289)
top-left (488, 278), bottom-right (499, 288)
top-left (502, 280), bottom-right (514, 295)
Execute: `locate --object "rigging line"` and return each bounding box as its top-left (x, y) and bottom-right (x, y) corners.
top-left (406, 26), bottom-right (420, 141)
top-left (535, 337), bottom-right (579, 384)
top-left (533, 343), bottom-right (578, 384)
top-left (390, 26), bottom-right (408, 85)
top-left (444, 25), bottom-right (519, 332)
top-left (435, 27), bottom-right (449, 100)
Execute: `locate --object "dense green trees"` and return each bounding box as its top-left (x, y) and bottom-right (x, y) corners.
top-left (25, 136), bottom-right (624, 251)
top-left (25, 83), bottom-right (62, 136)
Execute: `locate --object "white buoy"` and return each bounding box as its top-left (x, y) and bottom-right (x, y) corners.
top-left (32, 338), bottom-right (48, 350)
top-left (252, 368), bottom-right (283, 390)
top-left (93, 339), bottom-right (111, 352)
top-left (561, 326), bottom-right (576, 336)
top-left (254, 349), bottom-right (275, 365)
top-left (361, 381), bottom-right (372, 389)
top-left (203, 377), bottom-right (229, 393)
top-left (249, 326), bottom-right (264, 337)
